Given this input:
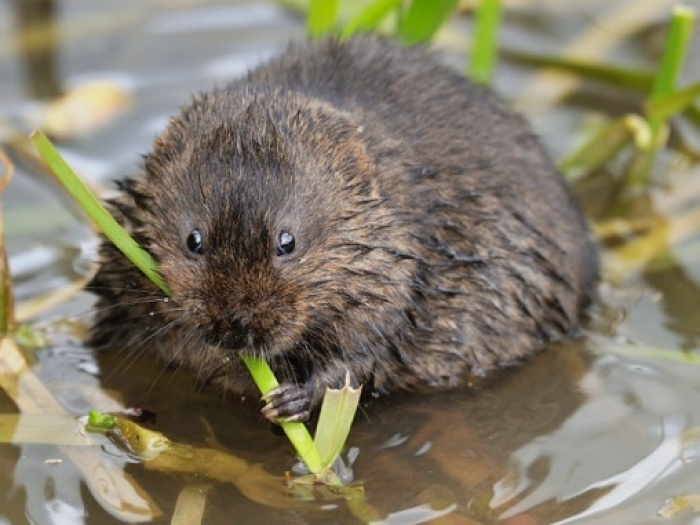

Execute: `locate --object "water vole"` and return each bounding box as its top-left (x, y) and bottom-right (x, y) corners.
top-left (89, 36), bottom-right (597, 423)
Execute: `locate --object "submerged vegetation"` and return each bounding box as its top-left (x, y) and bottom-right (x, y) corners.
top-left (1, 0), bottom-right (699, 523)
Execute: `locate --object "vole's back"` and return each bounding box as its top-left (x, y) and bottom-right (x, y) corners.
top-left (248, 37), bottom-right (597, 375)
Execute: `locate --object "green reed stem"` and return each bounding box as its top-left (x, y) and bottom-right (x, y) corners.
top-left (469, 0), bottom-right (502, 85)
top-left (29, 130), bottom-right (324, 474)
top-left (341, 0), bottom-right (402, 39)
top-left (645, 82), bottom-right (700, 122)
top-left (397, 0), bottom-right (458, 45)
top-left (241, 355), bottom-right (324, 473)
top-left (626, 4), bottom-right (696, 187)
top-left (29, 130), bottom-right (170, 295)
top-left (647, 5), bottom-right (696, 135)
top-left (307, 0), bottom-right (339, 37)
top-left (502, 49), bottom-right (654, 91)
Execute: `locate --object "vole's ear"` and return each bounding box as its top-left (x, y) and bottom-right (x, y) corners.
top-left (290, 102), bottom-right (379, 197)
top-left (326, 123), bottom-right (378, 198)
top-left (329, 132), bottom-right (374, 178)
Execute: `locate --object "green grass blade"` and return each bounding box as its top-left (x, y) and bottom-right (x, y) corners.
top-left (502, 45), bottom-right (700, 138)
top-left (313, 377), bottom-right (362, 468)
top-left (502, 49), bottom-right (654, 91)
top-left (647, 5), bottom-right (696, 138)
top-left (559, 116), bottom-right (636, 179)
top-left (649, 6), bottom-right (696, 103)
top-left (307, 0), bottom-right (339, 37)
top-left (630, 5), bottom-right (695, 187)
top-left (341, 0), bottom-right (402, 39)
top-left (29, 130), bottom-right (171, 295)
top-left (469, 0), bottom-right (502, 85)
top-left (241, 355), bottom-right (324, 474)
top-left (646, 82), bottom-right (700, 123)
top-left (397, 0), bottom-right (458, 45)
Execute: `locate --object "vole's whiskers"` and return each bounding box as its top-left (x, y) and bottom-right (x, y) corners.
top-left (84, 284), bottom-right (161, 295)
top-left (193, 341), bottom-right (241, 397)
top-left (74, 296), bottom-right (170, 321)
top-left (106, 316), bottom-right (184, 377)
top-left (142, 329), bottom-right (201, 398)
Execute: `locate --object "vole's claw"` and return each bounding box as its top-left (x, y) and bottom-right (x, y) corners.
top-left (261, 383), bottom-right (311, 424)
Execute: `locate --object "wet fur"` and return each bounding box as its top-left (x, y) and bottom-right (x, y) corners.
top-left (89, 36), bottom-right (597, 414)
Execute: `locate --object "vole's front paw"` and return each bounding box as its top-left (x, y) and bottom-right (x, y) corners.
top-left (261, 383), bottom-right (311, 424)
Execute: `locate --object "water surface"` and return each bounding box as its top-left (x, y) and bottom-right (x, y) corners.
top-left (2, 1), bottom-right (700, 524)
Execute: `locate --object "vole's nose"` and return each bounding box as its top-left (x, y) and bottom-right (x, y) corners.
top-left (223, 318), bottom-right (248, 349)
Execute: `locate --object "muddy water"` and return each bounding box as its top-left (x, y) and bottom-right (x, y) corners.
top-left (2, 1), bottom-right (700, 524)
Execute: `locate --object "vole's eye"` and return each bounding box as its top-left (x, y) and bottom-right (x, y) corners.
top-left (186, 229), bottom-right (204, 255)
top-left (277, 230), bottom-right (295, 256)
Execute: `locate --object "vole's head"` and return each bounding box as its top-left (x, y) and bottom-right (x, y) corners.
top-left (124, 89), bottom-right (412, 361)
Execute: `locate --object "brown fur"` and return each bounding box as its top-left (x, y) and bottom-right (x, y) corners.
top-left (89, 36), bottom-right (597, 419)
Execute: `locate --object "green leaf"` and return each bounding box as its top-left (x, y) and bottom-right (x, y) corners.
top-left (501, 49), bottom-right (654, 91)
top-left (29, 130), bottom-right (171, 296)
top-left (397, 0), bottom-right (458, 45)
top-left (313, 374), bottom-right (362, 469)
top-left (307, 0), bottom-right (339, 37)
top-left (341, 0), bottom-right (402, 39)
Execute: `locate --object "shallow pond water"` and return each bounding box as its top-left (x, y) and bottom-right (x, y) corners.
top-left (2, 1), bottom-right (700, 524)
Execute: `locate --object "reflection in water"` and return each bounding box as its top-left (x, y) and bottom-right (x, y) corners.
top-left (644, 262), bottom-right (700, 350)
top-left (14, 444), bottom-right (86, 524)
top-left (7, 344), bottom-right (161, 524)
top-left (346, 344), bottom-right (591, 523)
top-left (494, 347), bottom-right (700, 524)
top-left (11, 0), bottom-right (61, 99)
